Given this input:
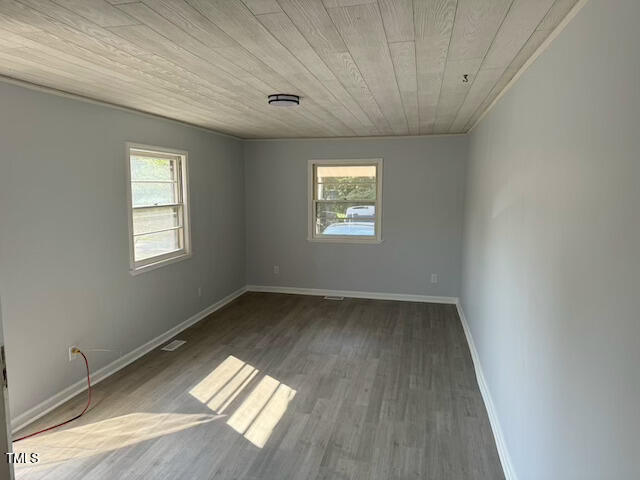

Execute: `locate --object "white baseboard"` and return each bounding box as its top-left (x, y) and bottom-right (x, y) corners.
top-left (246, 284), bottom-right (458, 304)
top-left (12, 280), bottom-right (508, 480)
top-left (456, 300), bottom-right (517, 480)
top-left (11, 286), bottom-right (247, 434)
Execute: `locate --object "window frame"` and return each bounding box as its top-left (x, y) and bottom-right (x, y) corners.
top-left (307, 158), bottom-right (383, 244)
top-left (126, 142), bottom-right (192, 275)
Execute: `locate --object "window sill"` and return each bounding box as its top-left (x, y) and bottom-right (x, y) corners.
top-left (307, 236), bottom-right (383, 245)
top-left (129, 252), bottom-right (192, 276)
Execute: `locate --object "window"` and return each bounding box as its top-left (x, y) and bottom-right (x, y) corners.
top-left (308, 159), bottom-right (382, 243)
top-left (126, 144), bottom-right (191, 274)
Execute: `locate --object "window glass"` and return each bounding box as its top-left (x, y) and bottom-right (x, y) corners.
top-left (128, 146), bottom-right (190, 272)
top-left (310, 161), bottom-right (381, 241)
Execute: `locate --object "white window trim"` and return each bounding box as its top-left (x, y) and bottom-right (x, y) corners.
top-left (307, 158), bottom-right (383, 244)
top-left (126, 142), bottom-right (192, 275)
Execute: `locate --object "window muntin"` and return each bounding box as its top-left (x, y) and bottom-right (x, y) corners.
top-left (309, 160), bottom-right (382, 242)
top-left (127, 145), bottom-right (190, 273)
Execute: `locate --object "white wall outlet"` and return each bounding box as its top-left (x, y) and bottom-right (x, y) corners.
top-left (273, 265), bottom-right (280, 275)
top-left (430, 273), bottom-right (438, 284)
top-left (197, 287), bottom-right (202, 297)
top-left (68, 346), bottom-right (80, 361)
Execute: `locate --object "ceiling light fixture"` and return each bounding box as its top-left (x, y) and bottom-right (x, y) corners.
top-left (268, 94), bottom-right (300, 107)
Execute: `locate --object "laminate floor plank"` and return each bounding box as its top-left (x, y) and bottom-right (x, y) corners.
top-left (14, 293), bottom-right (504, 479)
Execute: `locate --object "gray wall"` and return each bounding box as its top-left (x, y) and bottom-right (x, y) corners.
top-left (0, 82), bottom-right (245, 420)
top-left (244, 136), bottom-right (467, 297)
top-left (0, 298), bottom-right (14, 480)
top-left (461, 0), bottom-right (640, 478)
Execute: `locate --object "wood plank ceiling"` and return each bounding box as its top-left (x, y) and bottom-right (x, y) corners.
top-left (0, 0), bottom-right (579, 138)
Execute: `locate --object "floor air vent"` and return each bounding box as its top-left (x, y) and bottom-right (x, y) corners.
top-left (161, 340), bottom-right (186, 351)
top-left (324, 296), bottom-right (344, 301)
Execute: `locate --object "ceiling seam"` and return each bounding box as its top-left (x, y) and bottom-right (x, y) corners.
top-left (432, 0), bottom-right (459, 134)
top-left (264, 1), bottom-right (380, 134)
top-left (461, 0), bottom-right (563, 132)
top-left (12, 0), bottom-right (282, 134)
top-left (446, 0), bottom-right (516, 133)
top-left (184, 0), bottom-right (357, 137)
top-left (109, 2), bottom-right (315, 135)
top-left (321, 1), bottom-right (395, 135)
top-left (467, 0), bottom-right (588, 133)
top-left (411, 0), bottom-right (421, 135)
top-left (0, 73), bottom-right (244, 140)
top-left (375, 0), bottom-right (411, 134)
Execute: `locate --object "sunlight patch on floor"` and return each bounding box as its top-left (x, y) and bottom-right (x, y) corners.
top-left (211, 364), bottom-right (259, 413)
top-left (16, 354), bottom-right (297, 476)
top-left (189, 355), bottom-right (247, 405)
top-left (14, 412), bottom-right (221, 471)
top-left (189, 355), bottom-right (296, 448)
top-left (242, 382), bottom-right (296, 448)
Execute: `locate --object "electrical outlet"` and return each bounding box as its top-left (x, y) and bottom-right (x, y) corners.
top-left (273, 265), bottom-right (280, 275)
top-left (197, 287), bottom-right (202, 297)
top-left (430, 273), bottom-right (438, 284)
top-left (68, 345), bottom-right (80, 361)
